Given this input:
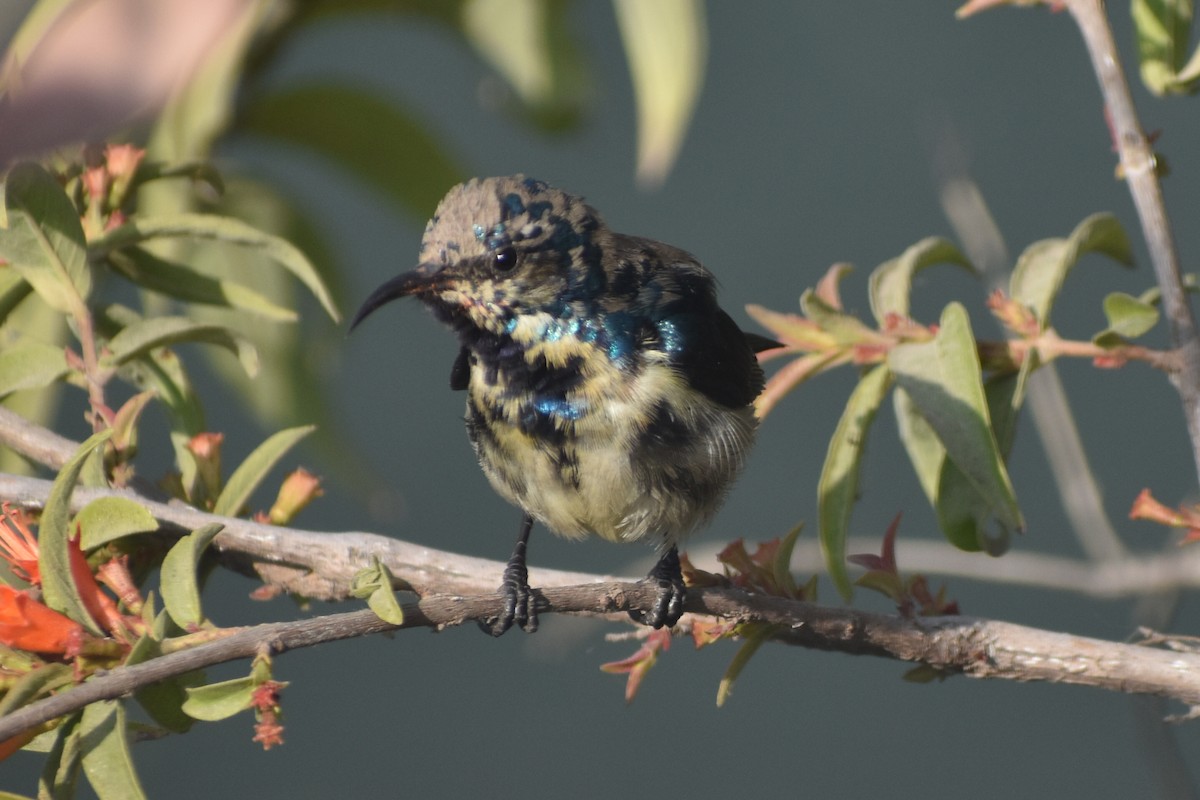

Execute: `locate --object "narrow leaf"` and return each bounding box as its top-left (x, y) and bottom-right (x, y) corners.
top-left (0, 163), bottom-right (91, 314)
top-left (106, 247), bottom-right (297, 321)
top-left (103, 315), bottom-right (259, 377)
top-left (160, 523), bottom-right (223, 629)
top-left (239, 85), bottom-right (463, 222)
top-left (868, 237), bottom-right (973, 325)
top-left (716, 623), bottom-right (774, 708)
top-left (0, 268), bottom-right (34, 326)
top-left (212, 425), bottom-right (316, 517)
top-left (91, 214), bottom-right (339, 321)
top-left (818, 364), bottom-right (893, 599)
top-left (0, 663), bottom-right (72, 717)
top-left (350, 557), bottom-right (404, 625)
top-left (79, 701), bottom-right (147, 800)
top-left (614, 0), bottom-right (707, 188)
top-left (1010, 213), bottom-right (1133, 330)
top-left (39, 431), bottom-right (113, 634)
top-left (0, 340), bottom-right (69, 397)
top-left (181, 676), bottom-right (255, 721)
top-left (76, 497), bottom-right (159, 550)
top-left (1132, 0), bottom-right (1197, 94)
top-left (889, 304), bottom-right (1023, 548)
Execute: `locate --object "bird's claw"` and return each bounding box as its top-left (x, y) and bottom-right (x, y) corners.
top-left (479, 554), bottom-right (539, 636)
top-left (629, 546), bottom-right (687, 629)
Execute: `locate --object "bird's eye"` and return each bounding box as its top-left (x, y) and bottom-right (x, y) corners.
top-left (492, 244), bottom-right (517, 272)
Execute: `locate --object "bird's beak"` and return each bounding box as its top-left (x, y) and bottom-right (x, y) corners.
top-left (348, 262), bottom-right (445, 333)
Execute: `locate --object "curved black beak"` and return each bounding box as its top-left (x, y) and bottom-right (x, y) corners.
top-left (348, 263), bottom-right (442, 333)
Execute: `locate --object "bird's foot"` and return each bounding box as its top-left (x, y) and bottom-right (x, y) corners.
top-left (479, 519), bottom-right (540, 636)
top-left (629, 546), bottom-right (687, 629)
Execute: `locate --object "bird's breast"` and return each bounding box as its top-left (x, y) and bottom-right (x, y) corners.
top-left (462, 330), bottom-right (757, 544)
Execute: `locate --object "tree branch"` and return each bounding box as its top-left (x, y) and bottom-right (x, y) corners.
top-left (1, 578), bottom-right (1198, 744)
top-left (1065, 0), bottom-right (1200, 481)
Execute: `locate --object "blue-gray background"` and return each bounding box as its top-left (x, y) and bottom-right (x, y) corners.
top-left (7, 3), bottom-right (1200, 798)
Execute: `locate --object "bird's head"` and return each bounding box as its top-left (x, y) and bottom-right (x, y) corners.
top-left (349, 176), bottom-right (608, 337)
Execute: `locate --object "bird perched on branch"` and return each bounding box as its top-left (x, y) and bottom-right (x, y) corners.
top-left (350, 176), bottom-right (773, 636)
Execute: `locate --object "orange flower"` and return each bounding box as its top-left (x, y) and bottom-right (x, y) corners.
top-left (0, 503), bottom-right (40, 584)
top-left (0, 585), bottom-right (85, 655)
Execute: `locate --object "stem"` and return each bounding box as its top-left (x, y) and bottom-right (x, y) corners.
top-left (1066, 0), bottom-right (1200, 481)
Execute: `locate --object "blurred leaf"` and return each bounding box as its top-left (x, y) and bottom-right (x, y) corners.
top-left (102, 315), bottom-right (259, 377)
top-left (1132, 0), bottom-right (1199, 94)
top-left (117, 345), bottom-right (205, 494)
top-left (462, 0), bottom-right (584, 128)
top-left (37, 710), bottom-right (82, 800)
top-left (0, 268), bottom-right (33, 326)
top-left (1097, 291), bottom-right (1160, 341)
top-left (0, 163), bottom-right (91, 314)
top-left (212, 425), bottom-right (316, 517)
top-left (76, 497), bottom-right (159, 550)
top-left (106, 247), bottom-right (296, 321)
top-left (39, 431), bottom-right (113, 635)
top-left (800, 288), bottom-right (878, 345)
top-left (181, 676), bottom-right (255, 722)
top-left (818, 364), bottom-right (892, 599)
top-left (889, 304), bottom-right (1023, 551)
top-left (92, 214), bottom-right (339, 321)
top-left (1010, 213), bottom-right (1133, 330)
top-left (127, 636), bottom-right (196, 733)
top-left (715, 623), bottom-right (773, 708)
top-left (0, 340), bottom-right (69, 398)
top-left (132, 160), bottom-right (226, 198)
top-left (79, 701), bottom-right (147, 800)
top-left (239, 84), bottom-right (463, 220)
top-left (868, 237), bottom-right (973, 325)
top-left (614, 0), bottom-right (707, 188)
top-left (160, 523), bottom-right (223, 629)
top-left (0, 663), bottom-right (72, 717)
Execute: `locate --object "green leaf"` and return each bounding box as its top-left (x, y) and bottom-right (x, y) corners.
top-left (0, 267), bottom-right (34, 326)
top-left (1010, 213), bottom-right (1133, 331)
top-left (106, 247), bottom-right (297, 321)
top-left (239, 84), bottom-right (464, 222)
top-left (1132, 0), bottom-right (1198, 94)
top-left (181, 676), bottom-right (255, 721)
top-left (0, 340), bottom-right (69, 398)
top-left (90, 213), bottom-right (339, 321)
top-left (160, 523), bottom-right (223, 629)
top-left (1098, 291), bottom-right (1160, 341)
top-left (75, 497), bottom-right (159, 550)
top-left (613, 0), bottom-right (707, 188)
top-left (800, 289), bottom-right (878, 345)
top-left (0, 663), bottom-right (72, 717)
top-left (79, 701), bottom-right (147, 800)
top-left (350, 557), bottom-right (404, 625)
top-left (818, 364), bottom-right (893, 599)
top-left (461, 0), bottom-right (584, 128)
top-left (868, 237), bottom-right (973, 325)
top-left (38, 711), bottom-right (83, 800)
top-left (39, 431), bottom-right (113, 634)
top-left (0, 163), bottom-right (91, 315)
top-left (715, 623), bottom-right (774, 708)
top-left (102, 315), bottom-right (259, 377)
top-left (889, 304), bottom-right (1023, 549)
top-left (212, 425), bottom-right (316, 517)
top-left (127, 635), bottom-right (196, 733)
top-left (894, 387), bottom-right (942, 506)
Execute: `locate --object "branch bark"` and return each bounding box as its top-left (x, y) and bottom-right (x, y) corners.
top-left (1, 578), bottom-right (1199, 744)
top-left (1065, 0), bottom-right (1200, 481)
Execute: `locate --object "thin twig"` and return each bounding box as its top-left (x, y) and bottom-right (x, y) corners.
top-left (1065, 0), bottom-right (1200, 480)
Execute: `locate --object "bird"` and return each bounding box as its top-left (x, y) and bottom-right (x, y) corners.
top-left (350, 175), bottom-right (774, 636)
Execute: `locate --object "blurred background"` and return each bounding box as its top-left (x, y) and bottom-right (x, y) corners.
top-left (4, 1), bottom-right (1200, 797)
